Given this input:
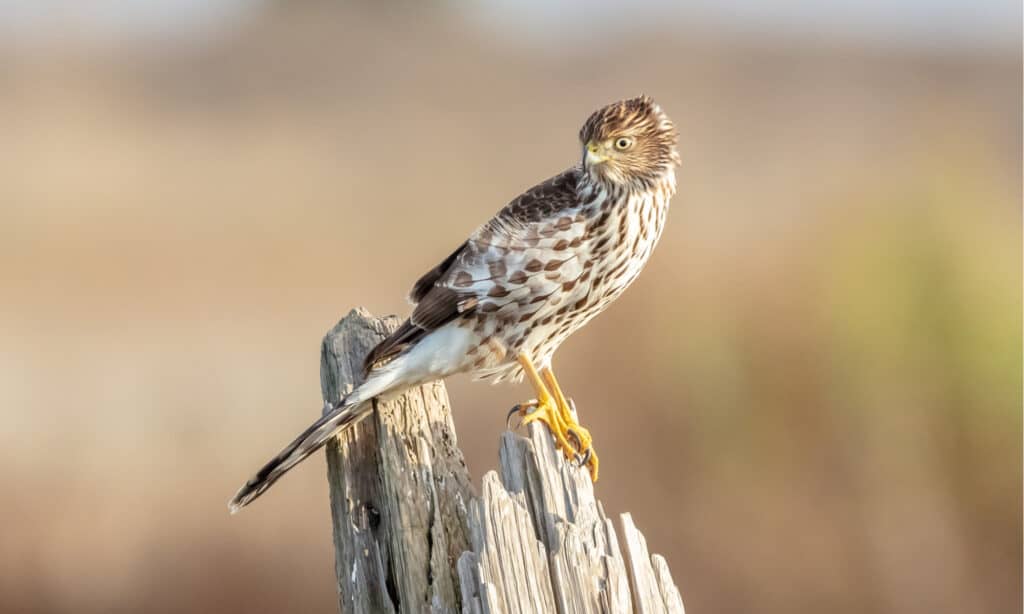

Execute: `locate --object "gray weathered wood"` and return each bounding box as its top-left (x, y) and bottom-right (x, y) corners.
top-left (458, 425), bottom-right (685, 614)
top-left (321, 308), bottom-right (474, 614)
top-left (323, 309), bottom-right (684, 614)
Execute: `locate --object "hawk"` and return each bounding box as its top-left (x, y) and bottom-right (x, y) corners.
top-left (230, 96), bottom-right (679, 512)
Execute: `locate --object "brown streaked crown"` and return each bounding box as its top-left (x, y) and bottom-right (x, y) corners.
top-left (578, 95), bottom-right (679, 187)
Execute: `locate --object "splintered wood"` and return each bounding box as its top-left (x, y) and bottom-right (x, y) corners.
top-left (321, 309), bottom-right (474, 614)
top-left (457, 425), bottom-right (685, 614)
top-left (322, 309), bottom-right (684, 614)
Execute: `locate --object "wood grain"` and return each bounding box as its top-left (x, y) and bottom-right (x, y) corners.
top-left (321, 308), bottom-right (474, 614)
top-left (323, 309), bottom-right (684, 614)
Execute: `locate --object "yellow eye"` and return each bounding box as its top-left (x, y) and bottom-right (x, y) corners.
top-left (614, 137), bottom-right (633, 151)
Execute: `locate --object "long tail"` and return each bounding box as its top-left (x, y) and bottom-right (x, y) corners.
top-left (228, 368), bottom-right (400, 513)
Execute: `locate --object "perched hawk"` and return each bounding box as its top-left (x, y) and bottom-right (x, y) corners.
top-left (230, 96), bottom-right (679, 512)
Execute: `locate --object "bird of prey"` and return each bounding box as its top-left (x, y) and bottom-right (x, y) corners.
top-left (229, 95), bottom-right (679, 513)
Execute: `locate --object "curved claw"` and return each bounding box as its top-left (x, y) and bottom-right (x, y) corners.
top-left (506, 400), bottom-right (539, 430)
top-left (566, 428), bottom-right (594, 468)
top-left (506, 404), bottom-right (523, 430)
top-left (566, 428), bottom-right (583, 454)
top-left (566, 425), bottom-right (593, 450)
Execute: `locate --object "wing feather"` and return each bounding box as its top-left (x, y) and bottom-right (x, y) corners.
top-left (408, 242), bottom-right (466, 304)
top-left (363, 168), bottom-right (582, 375)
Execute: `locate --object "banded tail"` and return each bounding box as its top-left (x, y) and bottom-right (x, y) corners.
top-left (228, 364), bottom-right (405, 513)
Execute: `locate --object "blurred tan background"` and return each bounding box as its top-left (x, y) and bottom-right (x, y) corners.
top-left (0, 1), bottom-right (1020, 613)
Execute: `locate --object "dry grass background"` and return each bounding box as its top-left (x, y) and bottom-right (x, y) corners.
top-left (0, 3), bottom-right (1020, 613)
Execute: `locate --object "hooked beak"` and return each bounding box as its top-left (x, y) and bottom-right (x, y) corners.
top-left (584, 141), bottom-right (607, 166)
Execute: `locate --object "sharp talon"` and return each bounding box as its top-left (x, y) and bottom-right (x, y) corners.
top-left (572, 448), bottom-right (590, 467)
top-left (565, 429), bottom-right (581, 452)
top-left (506, 400), bottom-right (540, 430)
top-left (506, 405), bottom-right (522, 430)
top-left (566, 429), bottom-right (583, 454)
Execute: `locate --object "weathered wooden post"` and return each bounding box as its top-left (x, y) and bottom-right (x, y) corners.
top-left (320, 308), bottom-right (475, 613)
top-left (322, 309), bottom-right (685, 614)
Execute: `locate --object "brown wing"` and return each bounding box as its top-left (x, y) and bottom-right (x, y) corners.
top-left (363, 244), bottom-right (476, 374)
top-left (363, 168), bottom-right (582, 374)
top-left (408, 242), bottom-right (466, 304)
top-left (361, 289), bottom-right (467, 374)
top-left (489, 167), bottom-right (580, 228)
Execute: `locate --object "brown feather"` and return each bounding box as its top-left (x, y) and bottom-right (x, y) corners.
top-left (364, 286), bottom-right (473, 375)
top-left (409, 242), bottom-right (466, 304)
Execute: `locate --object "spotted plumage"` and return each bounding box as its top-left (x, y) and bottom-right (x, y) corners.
top-left (230, 96), bottom-right (679, 512)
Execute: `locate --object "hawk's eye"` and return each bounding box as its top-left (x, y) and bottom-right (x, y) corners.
top-left (614, 137), bottom-right (634, 151)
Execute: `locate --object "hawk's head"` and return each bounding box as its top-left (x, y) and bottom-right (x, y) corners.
top-left (579, 96), bottom-right (679, 188)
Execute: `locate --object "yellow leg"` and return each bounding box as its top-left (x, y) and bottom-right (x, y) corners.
top-left (541, 366), bottom-right (599, 482)
top-left (516, 354), bottom-right (576, 461)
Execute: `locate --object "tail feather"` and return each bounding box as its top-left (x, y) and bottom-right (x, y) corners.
top-left (228, 398), bottom-right (371, 513)
top-left (228, 339), bottom-right (420, 513)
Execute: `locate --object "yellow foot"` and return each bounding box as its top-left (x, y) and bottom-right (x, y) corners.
top-left (513, 354), bottom-right (600, 482)
top-left (515, 397), bottom-right (577, 462)
top-left (509, 399), bottom-right (599, 481)
top-left (541, 367), bottom-right (599, 482)
top-left (556, 397), bottom-right (599, 483)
